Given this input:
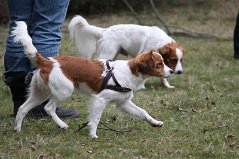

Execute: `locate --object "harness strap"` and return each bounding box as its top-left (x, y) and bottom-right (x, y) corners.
top-left (99, 60), bottom-right (131, 93)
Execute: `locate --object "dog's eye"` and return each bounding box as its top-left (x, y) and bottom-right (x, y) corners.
top-left (172, 59), bottom-right (178, 63)
top-left (156, 63), bottom-right (163, 68)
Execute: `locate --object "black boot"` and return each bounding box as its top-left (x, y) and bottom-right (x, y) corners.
top-left (9, 85), bottom-right (49, 117)
top-left (4, 73), bottom-right (79, 118)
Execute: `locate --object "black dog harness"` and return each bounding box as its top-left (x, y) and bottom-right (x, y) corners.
top-left (99, 60), bottom-right (132, 93)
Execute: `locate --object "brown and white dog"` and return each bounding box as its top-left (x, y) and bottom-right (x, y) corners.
top-left (68, 15), bottom-right (184, 88)
top-left (12, 21), bottom-right (173, 138)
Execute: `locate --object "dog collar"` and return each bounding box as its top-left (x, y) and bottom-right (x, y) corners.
top-left (99, 60), bottom-right (131, 93)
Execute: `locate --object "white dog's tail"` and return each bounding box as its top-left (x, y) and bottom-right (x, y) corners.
top-left (68, 15), bottom-right (103, 59)
top-left (11, 21), bottom-right (38, 64)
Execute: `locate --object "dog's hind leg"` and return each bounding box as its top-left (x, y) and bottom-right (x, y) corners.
top-left (43, 97), bottom-right (69, 129)
top-left (117, 100), bottom-right (164, 127)
top-left (14, 87), bottom-right (50, 132)
top-left (44, 68), bottom-right (75, 129)
top-left (97, 40), bottom-right (119, 60)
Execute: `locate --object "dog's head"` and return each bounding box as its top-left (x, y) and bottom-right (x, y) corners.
top-left (157, 42), bottom-right (184, 75)
top-left (130, 51), bottom-right (173, 78)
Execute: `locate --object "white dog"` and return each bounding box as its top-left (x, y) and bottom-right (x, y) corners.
top-left (68, 15), bottom-right (184, 88)
top-left (12, 21), bottom-right (173, 138)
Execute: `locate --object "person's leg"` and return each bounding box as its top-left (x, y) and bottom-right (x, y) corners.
top-left (30, 0), bottom-right (69, 59)
top-left (4, 0), bottom-right (35, 116)
top-left (4, 0), bottom-right (79, 118)
top-left (4, 0), bottom-right (33, 75)
top-left (29, 0), bottom-right (79, 118)
top-left (234, 11), bottom-right (239, 59)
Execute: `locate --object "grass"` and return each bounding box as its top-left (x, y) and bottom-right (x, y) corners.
top-left (1, 3), bottom-right (239, 159)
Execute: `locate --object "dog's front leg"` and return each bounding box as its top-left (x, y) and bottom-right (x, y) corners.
top-left (88, 96), bottom-right (109, 138)
top-left (161, 77), bottom-right (174, 88)
top-left (117, 100), bottom-right (164, 127)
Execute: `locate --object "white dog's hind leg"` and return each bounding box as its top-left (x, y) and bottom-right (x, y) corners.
top-left (97, 40), bottom-right (119, 60)
top-left (117, 100), bottom-right (164, 127)
top-left (14, 89), bottom-right (50, 132)
top-left (161, 77), bottom-right (175, 88)
top-left (44, 97), bottom-right (69, 129)
top-left (45, 67), bottom-right (74, 129)
top-left (87, 95), bottom-right (109, 138)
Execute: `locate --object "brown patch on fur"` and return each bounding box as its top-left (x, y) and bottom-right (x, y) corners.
top-left (128, 51), bottom-right (164, 77)
top-left (158, 42), bottom-right (184, 71)
top-left (54, 56), bottom-right (104, 93)
top-left (35, 52), bottom-right (53, 84)
top-left (128, 59), bottom-right (138, 76)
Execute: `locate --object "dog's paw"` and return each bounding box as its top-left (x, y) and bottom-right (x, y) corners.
top-left (59, 123), bottom-right (69, 130)
top-left (90, 134), bottom-right (98, 138)
top-left (13, 127), bottom-right (21, 133)
top-left (152, 121), bottom-right (164, 127)
top-left (166, 85), bottom-right (175, 89)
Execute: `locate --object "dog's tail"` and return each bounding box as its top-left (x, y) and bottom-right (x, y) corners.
top-left (11, 21), bottom-right (47, 66)
top-left (68, 15), bottom-right (103, 59)
top-left (12, 21), bottom-right (38, 64)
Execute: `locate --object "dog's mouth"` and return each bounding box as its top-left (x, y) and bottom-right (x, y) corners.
top-left (163, 69), bottom-right (174, 78)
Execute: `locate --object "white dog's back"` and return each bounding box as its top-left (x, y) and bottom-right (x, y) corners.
top-left (68, 15), bottom-right (103, 59)
top-left (69, 16), bottom-right (174, 59)
top-left (99, 24), bottom-right (173, 58)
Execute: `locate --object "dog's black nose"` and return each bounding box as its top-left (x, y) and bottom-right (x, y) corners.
top-left (170, 70), bottom-right (174, 74)
top-left (177, 70), bottom-right (183, 74)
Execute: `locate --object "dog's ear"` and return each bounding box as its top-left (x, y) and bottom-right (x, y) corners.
top-left (137, 51), bottom-right (156, 73)
top-left (158, 44), bottom-right (173, 59)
